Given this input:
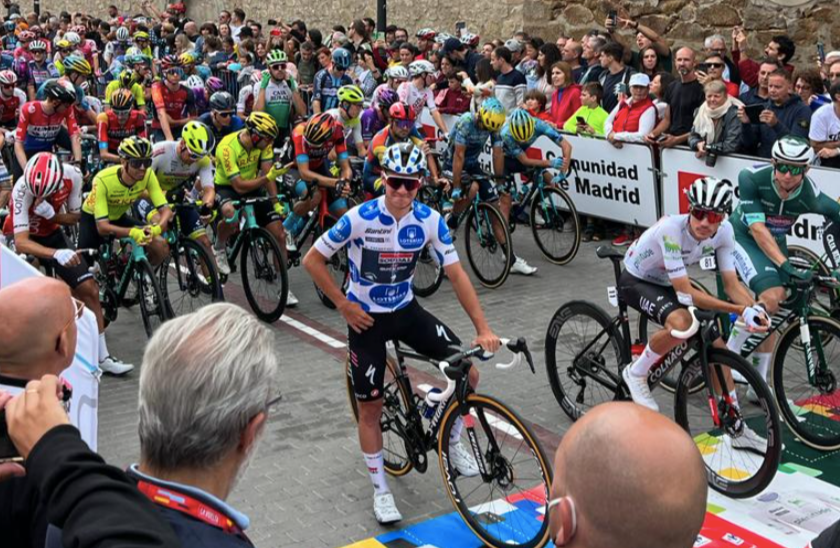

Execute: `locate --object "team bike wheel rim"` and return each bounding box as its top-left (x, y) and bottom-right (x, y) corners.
top-left (412, 244), bottom-right (444, 297)
top-left (162, 241), bottom-right (220, 316)
top-left (137, 262), bottom-right (167, 337)
top-left (530, 188), bottom-right (580, 265)
top-left (241, 230), bottom-right (287, 321)
top-left (465, 203), bottom-right (511, 288)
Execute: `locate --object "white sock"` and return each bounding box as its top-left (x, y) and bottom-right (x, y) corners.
top-left (726, 322), bottom-right (751, 354)
top-left (449, 416), bottom-right (464, 447)
top-left (98, 333), bottom-right (109, 362)
top-left (729, 389), bottom-right (740, 410)
top-left (630, 345), bottom-right (663, 377)
top-left (752, 353), bottom-right (771, 382)
top-left (363, 452), bottom-right (389, 495)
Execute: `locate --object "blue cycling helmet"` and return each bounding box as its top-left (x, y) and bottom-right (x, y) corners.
top-left (331, 48), bottom-right (352, 71)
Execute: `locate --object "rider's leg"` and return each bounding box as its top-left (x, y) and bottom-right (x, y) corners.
top-left (146, 237), bottom-right (170, 267)
top-left (215, 201), bottom-right (238, 248)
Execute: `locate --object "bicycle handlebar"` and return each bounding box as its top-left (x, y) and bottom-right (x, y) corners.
top-left (670, 307), bottom-right (701, 339)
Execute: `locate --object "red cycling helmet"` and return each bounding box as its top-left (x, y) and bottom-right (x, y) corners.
top-left (389, 102), bottom-right (416, 122)
top-left (24, 152), bottom-right (64, 199)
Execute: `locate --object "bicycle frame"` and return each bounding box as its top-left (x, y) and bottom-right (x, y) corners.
top-left (225, 202), bottom-right (261, 265)
top-left (99, 236), bottom-right (151, 302)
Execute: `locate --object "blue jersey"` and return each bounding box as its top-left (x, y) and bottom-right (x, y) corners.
top-left (444, 112), bottom-right (502, 171)
top-left (312, 68), bottom-right (353, 112)
top-left (500, 118), bottom-right (563, 158)
top-left (197, 111), bottom-right (244, 149)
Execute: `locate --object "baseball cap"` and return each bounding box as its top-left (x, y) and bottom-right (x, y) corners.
top-left (504, 39), bottom-right (522, 52)
top-left (442, 37), bottom-right (465, 55)
top-left (629, 73), bottom-right (650, 87)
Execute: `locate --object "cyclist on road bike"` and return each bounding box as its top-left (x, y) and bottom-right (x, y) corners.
top-left (197, 91), bottom-right (244, 152)
top-left (151, 55), bottom-right (196, 142)
top-left (371, 65), bottom-right (409, 112)
top-left (501, 108), bottom-right (572, 182)
top-left (21, 40), bottom-right (58, 100)
top-left (46, 55), bottom-right (97, 126)
top-left (187, 74), bottom-right (224, 115)
top-left (2, 152), bottom-right (134, 375)
top-left (303, 141), bottom-right (501, 525)
top-left (326, 84), bottom-right (367, 158)
top-left (97, 89), bottom-right (147, 164)
top-left (728, 136), bottom-right (840, 388)
top-left (360, 87), bottom-right (398, 150)
top-left (399, 60), bottom-right (447, 134)
top-left (78, 135), bottom-right (172, 267)
top-left (0, 70), bottom-right (27, 131)
top-left (619, 178), bottom-right (768, 439)
top-left (103, 68), bottom-right (147, 110)
top-left (312, 48), bottom-right (353, 114)
top-left (255, 49), bottom-right (306, 145)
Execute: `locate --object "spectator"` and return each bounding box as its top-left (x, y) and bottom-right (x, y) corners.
top-left (739, 57), bottom-right (782, 106)
top-left (826, 60), bottom-right (840, 94)
top-left (648, 47), bottom-right (705, 149)
top-left (431, 54), bottom-right (458, 94)
top-left (732, 29), bottom-right (795, 89)
top-left (505, 38), bottom-right (524, 68)
top-left (523, 89), bottom-right (553, 122)
top-left (491, 46), bottom-right (526, 112)
top-left (481, 42), bottom-right (494, 59)
top-left (697, 53), bottom-right (739, 97)
top-left (606, 12), bottom-right (673, 74)
top-left (435, 72), bottom-right (470, 115)
top-left (650, 71), bottom-right (676, 119)
top-left (399, 42), bottom-right (417, 67)
top-left (598, 41), bottom-right (635, 114)
top-left (547, 402), bottom-right (706, 548)
top-left (795, 68), bottom-right (827, 112)
top-left (441, 37), bottom-right (483, 83)
top-left (534, 43), bottom-right (561, 97)
top-left (689, 80), bottom-right (743, 160)
top-left (464, 57), bottom-right (495, 113)
top-left (810, 82), bottom-right (840, 169)
top-left (518, 38), bottom-right (541, 86)
top-left (561, 39), bottom-right (584, 82)
top-left (739, 68), bottom-right (812, 158)
top-left (637, 45), bottom-right (662, 79)
top-left (229, 8), bottom-right (245, 42)
top-left (577, 35), bottom-right (606, 84)
top-left (547, 61), bottom-right (581, 127)
top-left (129, 303), bottom-right (281, 548)
top-left (565, 82), bottom-right (608, 136)
top-left (703, 33), bottom-right (741, 86)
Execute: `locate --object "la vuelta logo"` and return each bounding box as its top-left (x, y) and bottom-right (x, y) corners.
top-left (677, 171), bottom-right (708, 213)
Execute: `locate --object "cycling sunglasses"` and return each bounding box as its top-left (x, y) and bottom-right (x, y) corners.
top-left (128, 158), bottom-right (152, 169)
top-left (214, 111), bottom-right (233, 118)
top-left (384, 175), bottom-right (422, 192)
top-left (393, 119), bottom-right (414, 130)
top-left (775, 162), bottom-right (807, 176)
top-left (269, 62), bottom-right (287, 70)
top-left (690, 207), bottom-right (725, 224)
top-left (186, 149), bottom-right (206, 160)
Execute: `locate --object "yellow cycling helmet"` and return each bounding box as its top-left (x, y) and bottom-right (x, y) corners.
top-left (63, 55), bottom-right (92, 76)
top-left (478, 98), bottom-right (506, 132)
top-left (179, 51), bottom-right (197, 66)
top-left (337, 84), bottom-right (364, 105)
top-left (118, 135), bottom-right (153, 160)
top-left (181, 121), bottom-right (216, 157)
top-left (508, 108), bottom-right (535, 143)
top-left (246, 111), bottom-right (279, 140)
top-left (133, 31), bottom-right (150, 41)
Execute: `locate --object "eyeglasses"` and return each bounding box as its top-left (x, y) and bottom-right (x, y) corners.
top-left (128, 158), bottom-right (152, 169)
top-left (393, 119), bottom-right (414, 130)
top-left (384, 176), bottom-right (422, 192)
top-left (32, 50), bottom-right (45, 54)
top-left (775, 162), bottom-right (807, 176)
top-left (690, 207), bottom-right (725, 224)
top-left (215, 111), bottom-right (233, 118)
top-left (57, 296), bottom-right (85, 350)
top-left (706, 62), bottom-right (724, 68)
top-left (270, 63), bottom-right (286, 70)
top-left (186, 149), bottom-right (206, 160)
top-left (1, 84), bottom-right (13, 89)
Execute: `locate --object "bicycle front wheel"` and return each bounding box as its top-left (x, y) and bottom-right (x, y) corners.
top-left (788, 245), bottom-right (838, 313)
top-left (773, 315), bottom-right (840, 450)
top-left (241, 228), bottom-right (288, 322)
top-left (438, 394), bottom-right (552, 548)
top-left (465, 202), bottom-right (511, 288)
top-left (160, 238), bottom-right (224, 316)
top-left (136, 259), bottom-right (170, 338)
top-left (530, 187), bottom-right (580, 265)
top-left (675, 348), bottom-right (782, 499)
top-left (412, 244), bottom-right (445, 298)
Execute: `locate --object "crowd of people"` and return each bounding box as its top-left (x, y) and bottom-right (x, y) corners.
top-left (1, 1), bottom-right (840, 548)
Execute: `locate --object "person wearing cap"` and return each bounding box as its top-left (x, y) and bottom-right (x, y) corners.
top-left (504, 38), bottom-right (523, 68)
top-left (442, 36), bottom-right (483, 83)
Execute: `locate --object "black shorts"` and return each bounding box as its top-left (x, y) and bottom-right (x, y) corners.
top-left (348, 299), bottom-right (462, 402)
top-left (617, 269), bottom-right (684, 326)
top-left (32, 230), bottom-right (94, 288)
top-left (216, 186), bottom-right (281, 226)
top-left (77, 211), bottom-right (143, 251)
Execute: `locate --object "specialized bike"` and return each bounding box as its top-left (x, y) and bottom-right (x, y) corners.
top-left (345, 337), bottom-right (553, 548)
top-left (544, 246), bottom-right (782, 498)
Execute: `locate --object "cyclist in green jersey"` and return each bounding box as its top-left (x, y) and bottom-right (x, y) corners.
top-left (254, 50), bottom-right (306, 146)
top-left (728, 136), bottom-right (840, 385)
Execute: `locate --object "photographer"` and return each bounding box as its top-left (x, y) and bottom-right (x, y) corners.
top-left (689, 80), bottom-right (743, 164)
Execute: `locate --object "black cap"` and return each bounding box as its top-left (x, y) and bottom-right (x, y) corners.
top-left (442, 37), bottom-right (465, 55)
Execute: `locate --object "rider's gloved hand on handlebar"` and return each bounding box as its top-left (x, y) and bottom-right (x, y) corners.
top-left (779, 260), bottom-right (813, 284)
top-left (267, 162), bottom-right (289, 181)
top-left (742, 304), bottom-right (769, 331)
top-left (34, 201), bottom-right (56, 220)
top-left (129, 227), bottom-right (151, 245)
top-left (148, 224), bottom-right (163, 238)
top-left (550, 157), bottom-right (566, 171)
top-left (450, 187), bottom-right (462, 200)
top-left (273, 202), bottom-right (287, 216)
top-left (53, 249), bottom-right (79, 267)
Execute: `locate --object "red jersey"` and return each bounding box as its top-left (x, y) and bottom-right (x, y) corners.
top-left (16, 100), bottom-right (80, 152)
top-left (292, 121), bottom-right (348, 171)
top-left (97, 110), bottom-right (147, 153)
top-left (151, 81), bottom-right (195, 130)
top-left (0, 87), bottom-right (27, 127)
top-left (3, 166), bottom-right (84, 237)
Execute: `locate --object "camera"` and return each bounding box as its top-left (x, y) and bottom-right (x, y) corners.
top-left (704, 142), bottom-right (725, 167)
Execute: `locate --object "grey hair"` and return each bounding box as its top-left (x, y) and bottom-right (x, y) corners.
top-left (704, 79), bottom-right (727, 96)
top-left (704, 34), bottom-right (725, 49)
top-left (138, 303), bottom-right (280, 471)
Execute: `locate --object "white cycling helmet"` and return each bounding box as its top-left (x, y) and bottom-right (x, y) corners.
top-left (186, 74), bottom-right (204, 89)
top-left (385, 65), bottom-right (409, 81)
top-left (382, 142), bottom-right (426, 177)
top-left (408, 60), bottom-right (435, 77)
top-left (64, 31), bottom-right (81, 47)
top-left (771, 136), bottom-right (815, 165)
top-left (686, 177), bottom-right (733, 214)
top-left (116, 27), bottom-right (130, 42)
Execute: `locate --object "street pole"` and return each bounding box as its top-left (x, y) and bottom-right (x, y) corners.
top-left (377, 0), bottom-right (386, 32)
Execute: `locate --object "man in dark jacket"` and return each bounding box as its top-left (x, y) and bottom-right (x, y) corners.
top-left (739, 68), bottom-right (812, 158)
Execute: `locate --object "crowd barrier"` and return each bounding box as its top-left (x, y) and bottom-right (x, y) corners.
top-left (419, 111), bottom-right (840, 256)
top-left (211, 68), bottom-right (241, 99)
top-left (0, 245), bottom-right (100, 450)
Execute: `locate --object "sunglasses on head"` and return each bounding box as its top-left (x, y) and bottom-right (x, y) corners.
top-left (128, 158), bottom-right (152, 169)
top-left (775, 162), bottom-right (807, 176)
top-left (385, 175), bottom-right (421, 192)
top-left (690, 207), bottom-right (725, 223)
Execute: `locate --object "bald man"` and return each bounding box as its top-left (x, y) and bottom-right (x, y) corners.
top-left (647, 46), bottom-right (704, 149)
top-left (548, 402), bottom-right (707, 548)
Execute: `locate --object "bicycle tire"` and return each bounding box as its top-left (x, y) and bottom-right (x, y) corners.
top-left (438, 393), bottom-right (552, 548)
top-left (160, 238), bottom-right (224, 317)
top-left (545, 300), bottom-right (626, 421)
top-left (788, 245), bottom-right (839, 313)
top-left (412, 244), bottom-right (445, 298)
top-left (529, 186), bottom-right (580, 265)
top-left (773, 315), bottom-right (840, 450)
top-left (345, 357), bottom-right (414, 476)
top-left (240, 228), bottom-right (288, 323)
top-left (674, 348), bottom-right (781, 499)
top-left (465, 202), bottom-right (511, 288)
top-left (136, 259), bottom-right (169, 338)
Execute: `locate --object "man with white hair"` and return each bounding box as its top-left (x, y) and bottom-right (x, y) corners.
top-left (127, 303), bottom-right (281, 548)
top-left (703, 33), bottom-right (740, 86)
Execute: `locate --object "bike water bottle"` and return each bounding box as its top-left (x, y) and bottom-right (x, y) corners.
top-left (422, 387), bottom-right (443, 419)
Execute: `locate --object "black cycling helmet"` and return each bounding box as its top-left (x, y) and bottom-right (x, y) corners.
top-left (209, 91), bottom-right (235, 112)
top-left (42, 79), bottom-right (76, 103)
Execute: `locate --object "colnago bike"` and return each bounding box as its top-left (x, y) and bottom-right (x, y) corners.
top-left (545, 246), bottom-right (782, 498)
top-left (345, 338), bottom-right (553, 548)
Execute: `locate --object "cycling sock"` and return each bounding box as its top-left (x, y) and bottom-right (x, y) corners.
top-left (363, 452), bottom-right (389, 495)
top-left (98, 333), bottom-right (109, 362)
top-left (629, 345), bottom-right (663, 377)
top-left (752, 352), bottom-right (771, 382)
top-left (729, 389), bottom-right (739, 409)
top-left (449, 416), bottom-right (464, 447)
top-left (726, 321), bottom-right (752, 354)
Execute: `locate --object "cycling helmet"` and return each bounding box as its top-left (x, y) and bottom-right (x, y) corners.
top-left (0, 70), bottom-right (17, 85)
top-left (385, 65), bottom-right (409, 81)
top-left (118, 135), bottom-right (153, 160)
top-left (508, 109), bottom-right (536, 143)
top-left (209, 91), bottom-right (235, 111)
top-left (18, 30), bottom-right (34, 42)
top-left (63, 32), bottom-right (81, 47)
top-left (246, 111), bottom-right (279, 139)
top-left (42, 79), bottom-right (76, 103)
top-left (435, 32), bottom-right (453, 45)
top-left (205, 76), bottom-right (225, 93)
top-left (133, 31), bottom-right (150, 41)
top-left (408, 60), bottom-right (435, 77)
top-left (331, 48), bottom-right (351, 71)
top-left (110, 88), bottom-right (135, 110)
top-left (124, 46), bottom-right (142, 58)
top-left (382, 142), bottom-right (426, 177)
top-left (266, 49), bottom-right (288, 66)
top-left (161, 54), bottom-right (180, 68)
top-left (181, 120), bottom-right (216, 157)
top-left (24, 153), bottom-right (64, 199)
top-left (771, 136), bottom-right (815, 165)
top-left (388, 101), bottom-right (416, 122)
top-left (115, 27), bottom-right (130, 42)
top-left (461, 33), bottom-right (480, 48)
top-left (127, 53), bottom-right (152, 67)
top-left (63, 55), bottom-right (92, 75)
top-left (337, 84), bottom-right (364, 104)
top-left (303, 112), bottom-right (335, 147)
top-left (376, 87), bottom-right (399, 111)
top-left (178, 51), bottom-right (196, 66)
top-left (686, 177), bottom-right (733, 214)
top-left (118, 69), bottom-right (136, 88)
top-left (478, 98), bottom-right (506, 132)
top-left (3, 21), bottom-right (15, 32)
top-left (186, 74), bottom-right (204, 89)
top-left (250, 69), bottom-right (263, 85)
top-left (416, 28), bottom-right (436, 41)
top-left (28, 39), bottom-right (46, 52)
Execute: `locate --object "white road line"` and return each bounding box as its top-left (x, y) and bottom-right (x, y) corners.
top-left (278, 315), bottom-right (346, 348)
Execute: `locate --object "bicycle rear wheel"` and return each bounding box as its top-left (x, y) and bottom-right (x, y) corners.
top-left (160, 238), bottom-right (224, 316)
top-left (675, 348), bottom-right (781, 499)
top-left (136, 259), bottom-right (169, 338)
top-left (241, 228), bottom-right (288, 322)
top-left (438, 394), bottom-right (552, 548)
top-left (465, 202), bottom-right (511, 288)
top-left (412, 244), bottom-right (445, 298)
top-left (545, 301), bottom-right (625, 420)
top-left (773, 315), bottom-right (840, 450)
top-left (345, 357), bottom-right (414, 476)
top-left (529, 187), bottom-right (580, 265)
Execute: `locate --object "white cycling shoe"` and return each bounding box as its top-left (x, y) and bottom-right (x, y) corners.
top-left (99, 356), bottom-right (134, 376)
top-left (622, 367), bottom-right (660, 412)
top-left (449, 442), bottom-right (480, 477)
top-left (510, 257), bottom-right (537, 276)
top-left (731, 422), bottom-right (767, 454)
top-left (213, 248), bottom-right (231, 275)
top-left (285, 232), bottom-right (298, 253)
top-left (373, 492), bottom-right (402, 524)
top-left (286, 290), bottom-right (299, 308)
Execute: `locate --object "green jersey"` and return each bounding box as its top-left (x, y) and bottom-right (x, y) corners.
top-left (262, 79), bottom-right (296, 130)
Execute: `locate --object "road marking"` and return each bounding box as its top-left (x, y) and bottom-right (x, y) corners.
top-left (279, 314), bottom-right (346, 348)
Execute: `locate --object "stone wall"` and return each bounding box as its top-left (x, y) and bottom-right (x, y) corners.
top-left (17, 0), bottom-right (840, 65)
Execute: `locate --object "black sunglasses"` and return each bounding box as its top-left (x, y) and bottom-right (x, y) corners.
top-left (215, 111), bottom-right (233, 117)
top-left (385, 176), bottom-right (422, 192)
top-left (128, 159), bottom-right (152, 169)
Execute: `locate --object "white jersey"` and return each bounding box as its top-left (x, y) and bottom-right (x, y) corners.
top-left (9, 163), bottom-right (83, 235)
top-left (150, 140), bottom-right (214, 191)
top-left (398, 81), bottom-right (436, 126)
top-left (326, 108), bottom-right (363, 147)
top-left (624, 214), bottom-right (736, 286)
top-left (313, 196), bottom-right (458, 313)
